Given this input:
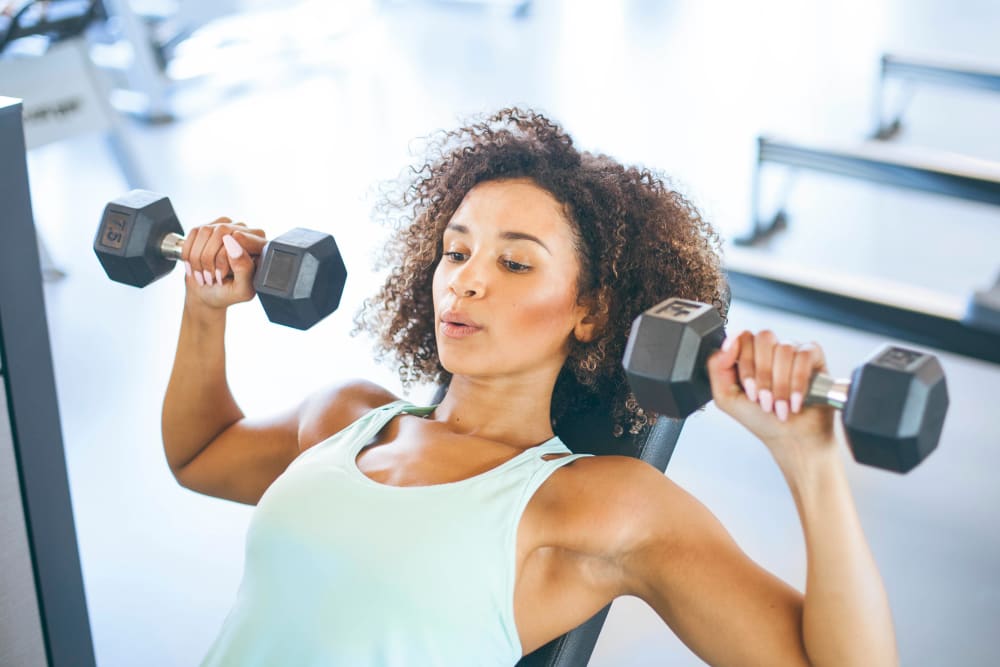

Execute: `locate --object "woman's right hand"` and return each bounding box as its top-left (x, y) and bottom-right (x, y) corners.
top-left (180, 218), bottom-right (268, 311)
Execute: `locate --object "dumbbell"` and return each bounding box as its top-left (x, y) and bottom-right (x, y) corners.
top-left (94, 190), bottom-right (347, 330)
top-left (622, 297), bottom-right (949, 473)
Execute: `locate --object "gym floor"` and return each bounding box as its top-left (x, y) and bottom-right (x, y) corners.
top-left (24, 0), bottom-right (1000, 665)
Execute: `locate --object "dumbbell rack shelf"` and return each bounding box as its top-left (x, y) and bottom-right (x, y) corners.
top-left (740, 135), bottom-right (1000, 244)
top-left (881, 52), bottom-right (1000, 92)
top-left (875, 52), bottom-right (1000, 139)
top-left (725, 250), bottom-right (1000, 366)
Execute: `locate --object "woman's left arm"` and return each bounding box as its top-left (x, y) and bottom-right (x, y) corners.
top-left (705, 330), bottom-right (899, 666)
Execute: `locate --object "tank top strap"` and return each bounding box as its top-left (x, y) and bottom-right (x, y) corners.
top-left (299, 399), bottom-right (416, 468)
top-left (514, 440), bottom-right (592, 509)
top-left (360, 399), bottom-right (426, 434)
top-left (340, 399), bottom-right (423, 453)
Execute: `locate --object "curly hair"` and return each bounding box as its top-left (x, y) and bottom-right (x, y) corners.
top-left (352, 107), bottom-right (728, 439)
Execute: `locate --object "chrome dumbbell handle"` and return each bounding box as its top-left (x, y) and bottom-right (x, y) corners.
top-left (805, 374), bottom-right (851, 410)
top-left (160, 232), bottom-right (185, 261)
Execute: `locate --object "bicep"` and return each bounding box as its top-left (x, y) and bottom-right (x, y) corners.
top-left (173, 404), bottom-right (303, 505)
top-left (620, 471), bottom-right (809, 667)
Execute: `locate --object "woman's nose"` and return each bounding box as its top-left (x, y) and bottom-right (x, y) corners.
top-left (449, 259), bottom-right (486, 298)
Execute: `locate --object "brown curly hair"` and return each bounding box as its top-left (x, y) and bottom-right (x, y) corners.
top-left (353, 107), bottom-right (728, 438)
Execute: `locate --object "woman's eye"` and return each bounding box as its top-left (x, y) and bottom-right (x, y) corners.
top-left (445, 251), bottom-right (466, 262)
top-left (503, 259), bottom-right (531, 273)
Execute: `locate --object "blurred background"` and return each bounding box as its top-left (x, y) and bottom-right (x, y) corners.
top-left (3, 0), bottom-right (1000, 664)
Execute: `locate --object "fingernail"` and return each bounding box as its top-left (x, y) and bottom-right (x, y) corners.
top-left (721, 336), bottom-right (733, 352)
top-left (791, 392), bottom-right (803, 414)
top-left (743, 378), bottom-right (758, 403)
top-left (222, 235), bottom-right (244, 259)
top-left (216, 269), bottom-right (224, 284)
top-left (759, 389), bottom-right (773, 414)
top-left (775, 400), bottom-right (789, 422)
top-left (184, 261), bottom-right (192, 277)
top-left (203, 270), bottom-right (214, 286)
top-left (194, 270), bottom-right (204, 286)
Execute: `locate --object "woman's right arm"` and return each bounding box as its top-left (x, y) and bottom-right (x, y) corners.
top-left (161, 221), bottom-right (396, 505)
top-left (161, 220), bottom-right (300, 505)
top-left (162, 296), bottom-right (308, 506)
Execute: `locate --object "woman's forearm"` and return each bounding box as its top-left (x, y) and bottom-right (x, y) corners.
top-left (780, 441), bottom-right (899, 667)
top-left (161, 300), bottom-right (243, 475)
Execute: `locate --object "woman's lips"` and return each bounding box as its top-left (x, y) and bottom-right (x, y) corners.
top-left (440, 321), bottom-right (483, 338)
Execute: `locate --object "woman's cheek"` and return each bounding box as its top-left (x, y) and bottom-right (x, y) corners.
top-left (515, 287), bottom-right (577, 335)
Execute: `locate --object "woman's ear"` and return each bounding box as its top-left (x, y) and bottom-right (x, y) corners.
top-left (574, 317), bottom-right (597, 343)
top-left (573, 292), bottom-right (608, 343)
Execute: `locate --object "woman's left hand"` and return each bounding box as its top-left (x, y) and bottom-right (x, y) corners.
top-left (706, 330), bottom-right (839, 466)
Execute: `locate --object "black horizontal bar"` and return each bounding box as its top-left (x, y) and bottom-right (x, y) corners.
top-left (759, 136), bottom-right (1000, 208)
top-left (0, 2), bottom-right (98, 51)
top-left (725, 267), bottom-right (1000, 366)
top-left (883, 53), bottom-right (1000, 93)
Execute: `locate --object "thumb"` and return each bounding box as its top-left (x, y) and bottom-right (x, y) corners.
top-left (222, 234), bottom-right (257, 296)
top-left (231, 229), bottom-right (268, 255)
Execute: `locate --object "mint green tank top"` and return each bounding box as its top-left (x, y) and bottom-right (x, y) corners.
top-left (200, 399), bottom-right (592, 667)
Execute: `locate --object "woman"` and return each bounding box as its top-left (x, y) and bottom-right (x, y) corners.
top-left (164, 108), bottom-right (898, 666)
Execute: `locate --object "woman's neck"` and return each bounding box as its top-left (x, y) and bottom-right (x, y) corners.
top-left (430, 374), bottom-right (558, 450)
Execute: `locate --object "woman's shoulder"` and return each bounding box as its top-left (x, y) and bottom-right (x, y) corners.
top-left (298, 379), bottom-right (400, 451)
top-left (534, 454), bottom-right (691, 552)
top-left (555, 454), bottom-right (685, 506)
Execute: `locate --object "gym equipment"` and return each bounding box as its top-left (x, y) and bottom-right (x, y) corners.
top-left (622, 297), bottom-right (950, 473)
top-left (2, 0), bottom-right (147, 282)
top-left (730, 131), bottom-right (1000, 365)
top-left (90, 1), bottom-right (377, 121)
top-left (94, 190), bottom-right (347, 330)
top-left (0, 1), bottom-right (101, 53)
top-left (739, 135), bottom-right (1000, 245)
top-left (724, 250), bottom-right (1000, 366)
top-left (0, 1), bottom-right (146, 187)
top-left (733, 54), bottom-right (1000, 365)
top-left (1, 96), bottom-right (96, 666)
top-left (873, 53), bottom-right (1000, 141)
top-left (963, 271), bottom-right (1000, 334)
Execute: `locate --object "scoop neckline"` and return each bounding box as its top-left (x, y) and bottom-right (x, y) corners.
top-left (346, 400), bottom-right (564, 491)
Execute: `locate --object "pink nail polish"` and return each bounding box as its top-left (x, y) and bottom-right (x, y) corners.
top-left (216, 269), bottom-right (224, 284)
top-left (222, 234), bottom-right (244, 259)
top-left (775, 400), bottom-right (789, 422)
top-left (760, 389), bottom-right (773, 414)
top-left (203, 270), bottom-right (214, 286)
top-left (184, 261), bottom-right (192, 277)
top-left (194, 270), bottom-right (204, 286)
top-left (743, 378), bottom-right (758, 403)
top-left (791, 392), bottom-right (803, 414)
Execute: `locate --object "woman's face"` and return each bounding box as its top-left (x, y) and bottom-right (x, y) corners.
top-left (431, 178), bottom-right (593, 382)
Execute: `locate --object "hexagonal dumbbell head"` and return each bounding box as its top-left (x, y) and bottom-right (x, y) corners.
top-left (622, 298), bottom-right (726, 418)
top-left (843, 345), bottom-right (949, 473)
top-left (252, 229), bottom-right (348, 330)
top-left (94, 190), bottom-right (183, 287)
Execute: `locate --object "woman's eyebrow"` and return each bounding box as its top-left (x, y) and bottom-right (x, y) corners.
top-left (444, 223), bottom-right (551, 254)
